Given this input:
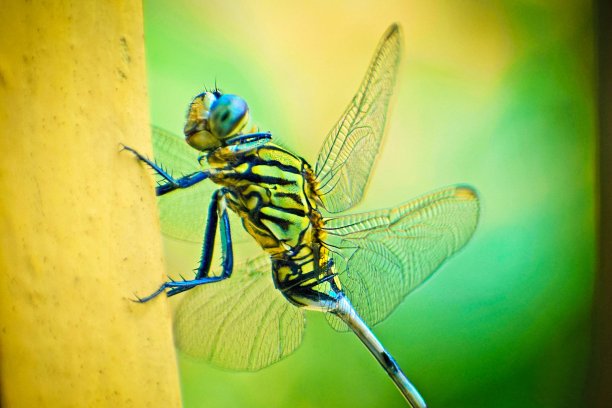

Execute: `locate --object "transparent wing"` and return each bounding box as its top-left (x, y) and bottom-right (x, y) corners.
top-left (323, 185), bottom-right (479, 330)
top-left (174, 254), bottom-right (305, 371)
top-left (151, 126), bottom-right (248, 244)
top-left (151, 126), bottom-right (202, 176)
top-left (315, 24), bottom-right (401, 213)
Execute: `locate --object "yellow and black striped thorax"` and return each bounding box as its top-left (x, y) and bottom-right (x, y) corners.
top-left (206, 142), bottom-right (335, 298)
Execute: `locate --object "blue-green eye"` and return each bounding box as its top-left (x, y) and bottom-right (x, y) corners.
top-left (209, 94), bottom-right (249, 139)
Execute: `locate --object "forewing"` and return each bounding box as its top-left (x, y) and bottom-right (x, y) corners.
top-left (151, 126), bottom-right (247, 244)
top-left (315, 24), bottom-right (401, 213)
top-left (174, 254), bottom-right (305, 371)
top-left (151, 126), bottom-right (202, 176)
top-left (324, 185), bottom-right (479, 330)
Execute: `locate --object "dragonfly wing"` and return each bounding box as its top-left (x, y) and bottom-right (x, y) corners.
top-left (314, 24), bottom-right (401, 213)
top-left (323, 185), bottom-right (479, 330)
top-left (174, 254), bottom-right (305, 371)
top-left (151, 126), bottom-right (201, 175)
top-left (151, 126), bottom-right (249, 244)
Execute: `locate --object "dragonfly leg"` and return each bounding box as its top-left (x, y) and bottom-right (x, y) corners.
top-left (133, 276), bottom-right (227, 303)
top-left (194, 188), bottom-right (233, 279)
top-left (165, 189), bottom-right (233, 296)
top-left (121, 144), bottom-right (209, 196)
top-left (133, 189), bottom-right (234, 302)
top-left (155, 171), bottom-right (209, 196)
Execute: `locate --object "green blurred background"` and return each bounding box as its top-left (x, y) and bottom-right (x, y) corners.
top-left (143, 1), bottom-right (595, 407)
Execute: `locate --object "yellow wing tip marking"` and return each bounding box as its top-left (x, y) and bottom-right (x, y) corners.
top-left (388, 23), bottom-right (401, 35)
top-left (454, 185), bottom-right (479, 201)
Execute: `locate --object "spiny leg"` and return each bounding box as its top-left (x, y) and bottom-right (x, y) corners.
top-left (134, 189), bottom-right (234, 302)
top-left (164, 188), bottom-right (234, 297)
top-left (121, 144), bottom-right (209, 196)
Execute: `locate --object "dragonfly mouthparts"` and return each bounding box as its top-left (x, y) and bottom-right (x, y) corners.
top-left (184, 128), bottom-right (197, 138)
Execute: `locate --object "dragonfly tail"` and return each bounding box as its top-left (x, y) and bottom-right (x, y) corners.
top-left (334, 295), bottom-right (427, 408)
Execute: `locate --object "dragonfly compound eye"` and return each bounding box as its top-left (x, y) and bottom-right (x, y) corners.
top-left (209, 94), bottom-right (250, 140)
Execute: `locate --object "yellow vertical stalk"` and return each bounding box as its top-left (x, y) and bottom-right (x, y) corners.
top-left (0, 1), bottom-right (181, 406)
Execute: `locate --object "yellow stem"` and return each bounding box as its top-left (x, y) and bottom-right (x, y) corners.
top-left (0, 1), bottom-right (181, 406)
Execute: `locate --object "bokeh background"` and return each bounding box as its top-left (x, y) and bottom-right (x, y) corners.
top-left (143, 1), bottom-right (595, 407)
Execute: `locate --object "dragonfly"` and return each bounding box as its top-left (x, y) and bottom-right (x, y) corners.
top-left (124, 23), bottom-right (479, 407)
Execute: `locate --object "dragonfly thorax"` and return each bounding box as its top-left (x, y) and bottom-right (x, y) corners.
top-left (205, 141), bottom-right (338, 306)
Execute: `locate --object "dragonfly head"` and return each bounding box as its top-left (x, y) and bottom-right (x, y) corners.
top-left (184, 91), bottom-right (251, 151)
